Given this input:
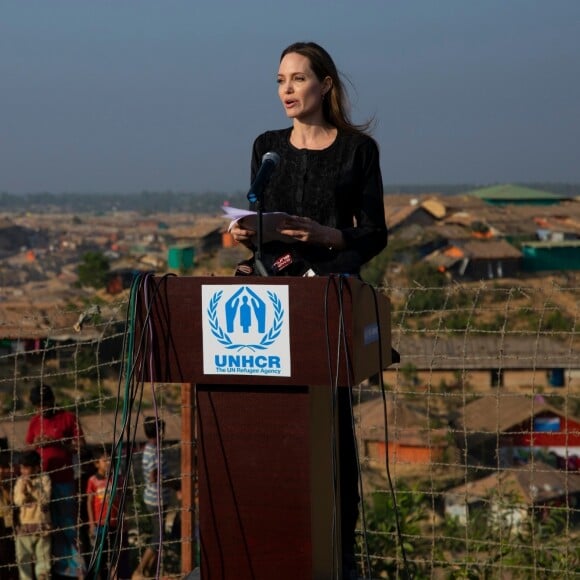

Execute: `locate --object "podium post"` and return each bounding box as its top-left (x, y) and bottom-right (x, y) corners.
top-left (135, 276), bottom-right (392, 579)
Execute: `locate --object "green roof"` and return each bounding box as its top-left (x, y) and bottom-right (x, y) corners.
top-left (467, 184), bottom-right (565, 201)
top-left (522, 240), bottom-right (580, 249)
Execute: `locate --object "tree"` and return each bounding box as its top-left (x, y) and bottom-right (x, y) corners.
top-left (406, 263), bottom-right (447, 313)
top-left (361, 246), bottom-right (390, 286)
top-left (77, 251), bottom-right (110, 288)
top-left (359, 485), bottom-right (430, 578)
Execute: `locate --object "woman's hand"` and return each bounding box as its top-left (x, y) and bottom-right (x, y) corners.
top-left (229, 221), bottom-right (256, 248)
top-left (278, 216), bottom-right (345, 249)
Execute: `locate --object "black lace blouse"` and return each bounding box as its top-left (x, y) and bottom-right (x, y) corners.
top-left (250, 127), bottom-right (388, 275)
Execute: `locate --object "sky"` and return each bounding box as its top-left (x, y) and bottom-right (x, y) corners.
top-left (1, 0), bottom-right (579, 194)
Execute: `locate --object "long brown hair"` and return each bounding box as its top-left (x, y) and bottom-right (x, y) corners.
top-left (280, 41), bottom-right (371, 134)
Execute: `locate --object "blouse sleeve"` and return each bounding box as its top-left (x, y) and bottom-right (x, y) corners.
top-left (250, 135), bottom-right (263, 184)
top-left (341, 137), bottom-right (388, 264)
top-left (248, 133), bottom-right (267, 212)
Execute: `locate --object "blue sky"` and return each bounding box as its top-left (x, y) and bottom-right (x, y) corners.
top-left (1, 0), bottom-right (579, 194)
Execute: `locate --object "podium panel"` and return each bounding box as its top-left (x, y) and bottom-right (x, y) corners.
top-left (134, 276), bottom-right (392, 578)
top-left (197, 385), bottom-right (311, 578)
top-left (136, 276), bottom-right (392, 386)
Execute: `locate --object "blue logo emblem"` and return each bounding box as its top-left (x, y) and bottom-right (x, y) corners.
top-left (207, 286), bottom-right (284, 352)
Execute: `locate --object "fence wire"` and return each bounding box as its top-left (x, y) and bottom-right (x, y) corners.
top-left (1, 281), bottom-right (579, 578)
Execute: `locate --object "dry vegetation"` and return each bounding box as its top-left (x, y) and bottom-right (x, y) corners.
top-left (387, 270), bottom-right (580, 337)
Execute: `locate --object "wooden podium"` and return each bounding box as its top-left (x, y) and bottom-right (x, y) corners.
top-left (134, 275), bottom-right (392, 579)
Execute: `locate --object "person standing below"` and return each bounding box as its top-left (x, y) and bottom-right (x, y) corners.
top-left (13, 451), bottom-right (52, 580)
top-left (86, 448), bottom-right (129, 580)
top-left (230, 41), bottom-right (388, 579)
top-left (25, 383), bottom-right (86, 579)
top-left (131, 417), bottom-right (172, 580)
top-left (0, 452), bottom-right (18, 580)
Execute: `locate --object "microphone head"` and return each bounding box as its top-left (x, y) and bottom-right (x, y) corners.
top-left (247, 151), bottom-right (281, 203)
top-left (262, 151), bottom-right (280, 166)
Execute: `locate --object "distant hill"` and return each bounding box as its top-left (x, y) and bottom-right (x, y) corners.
top-left (384, 182), bottom-right (580, 197)
top-left (1, 183), bottom-right (579, 213)
top-left (0, 191), bottom-right (249, 214)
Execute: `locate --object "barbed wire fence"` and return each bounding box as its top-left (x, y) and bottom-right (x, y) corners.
top-left (1, 280), bottom-right (579, 578)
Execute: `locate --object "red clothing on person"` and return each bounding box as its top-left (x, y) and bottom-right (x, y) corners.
top-left (25, 410), bottom-right (83, 484)
top-left (87, 473), bottom-right (122, 528)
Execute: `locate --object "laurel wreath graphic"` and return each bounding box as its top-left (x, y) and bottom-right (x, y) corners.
top-left (208, 289), bottom-right (284, 352)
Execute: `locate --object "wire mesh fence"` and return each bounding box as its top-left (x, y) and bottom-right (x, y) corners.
top-left (1, 280), bottom-right (579, 578)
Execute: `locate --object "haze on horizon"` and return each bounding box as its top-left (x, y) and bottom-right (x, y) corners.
top-left (1, 1), bottom-right (579, 195)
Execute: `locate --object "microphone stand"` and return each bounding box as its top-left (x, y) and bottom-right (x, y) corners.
top-left (251, 194), bottom-right (269, 277)
top-left (247, 151), bottom-right (280, 277)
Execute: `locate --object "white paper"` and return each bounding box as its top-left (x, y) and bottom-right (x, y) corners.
top-left (222, 206), bottom-right (295, 243)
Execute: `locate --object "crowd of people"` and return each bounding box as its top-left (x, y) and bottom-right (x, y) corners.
top-left (0, 383), bottom-right (177, 580)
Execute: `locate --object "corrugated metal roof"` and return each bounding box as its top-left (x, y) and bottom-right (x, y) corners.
top-left (431, 195), bottom-right (488, 212)
top-left (421, 199), bottom-right (446, 219)
top-left (386, 204), bottom-right (422, 229)
top-left (446, 461), bottom-right (580, 504)
top-left (355, 394), bottom-right (447, 446)
top-left (423, 250), bottom-right (463, 269)
top-left (462, 239), bottom-right (522, 259)
top-left (468, 184), bottom-right (566, 201)
top-left (522, 240), bottom-right (580, 249)
top-left (391, 335), bottom-right (580, 370)
top-left (424, 224), bottom-right (473, 240)
top-left (454, 394), bottom-right (573, 433)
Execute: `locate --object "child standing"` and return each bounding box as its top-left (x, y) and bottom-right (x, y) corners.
top-left (0, 451), bottom-right (17, 580)
top-left (13, 451), bottom-right (51, 580)
top-left (25, 382), bottom-right (86, 578)
top-left (86, 448), bottom-right (129, 579)
top-left (131, 417), bottom-right (173, 580)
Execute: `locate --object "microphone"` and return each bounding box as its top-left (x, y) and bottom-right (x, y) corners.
top-left (247, 151), bottom-right (280, 203)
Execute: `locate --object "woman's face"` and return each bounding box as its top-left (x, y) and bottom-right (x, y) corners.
top-left (277, 52), bottom-right (329, 122)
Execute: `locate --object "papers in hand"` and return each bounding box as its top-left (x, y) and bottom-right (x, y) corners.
top-left (222, 205), bottom-right (295, 243)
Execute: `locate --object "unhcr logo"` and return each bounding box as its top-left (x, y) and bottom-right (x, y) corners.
top-left (208, 286), bottom-right (283, 351)
top-left (202, 284), bottom-right (291, 377)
